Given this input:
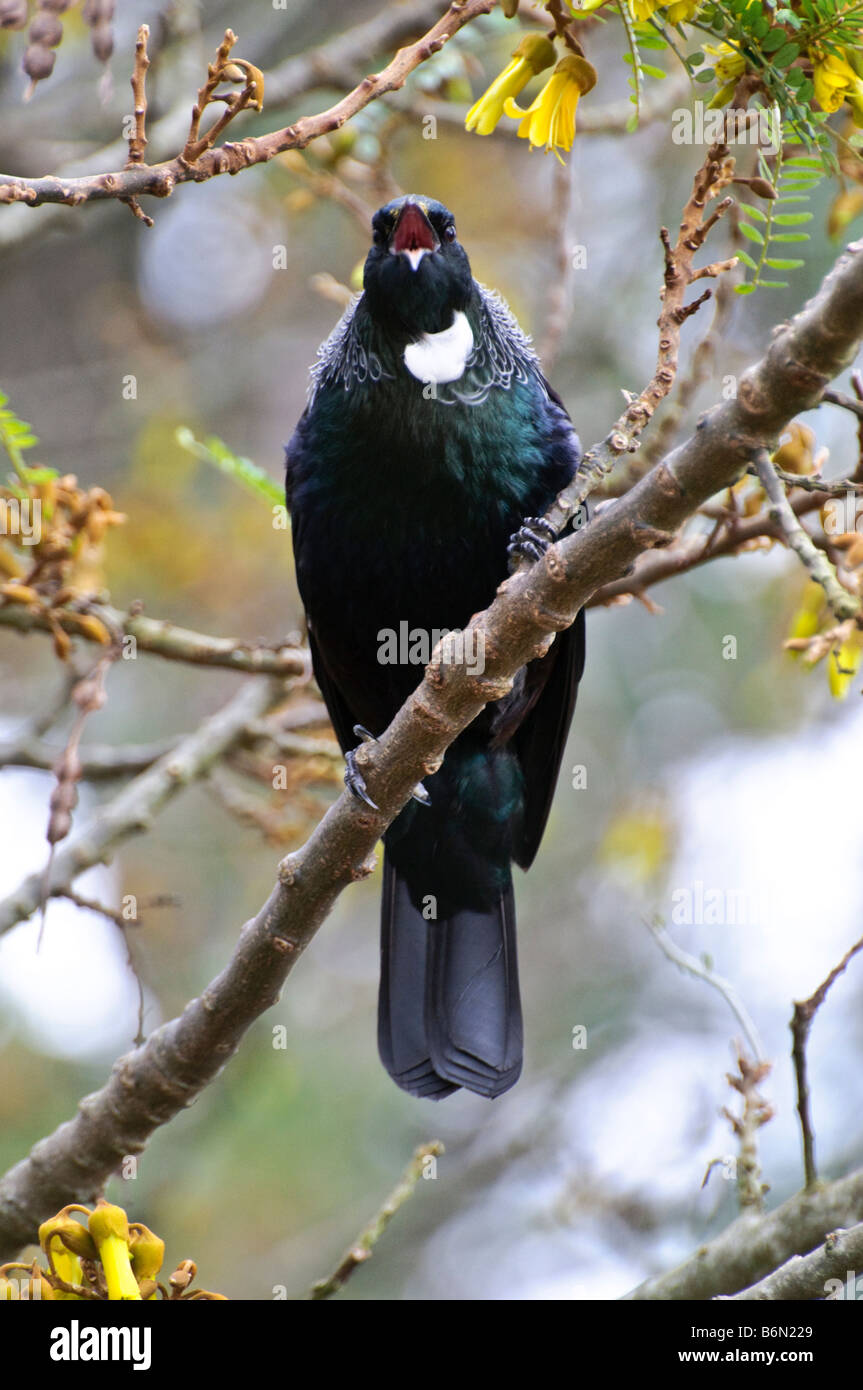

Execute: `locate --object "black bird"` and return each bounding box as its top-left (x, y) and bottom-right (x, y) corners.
top-left (286, 196), bottom-right (584, 1100)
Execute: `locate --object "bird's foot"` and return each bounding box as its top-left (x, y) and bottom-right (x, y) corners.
top-left (345, 725), bottom-right (379, 810)
top-left (507, 516), bottom-right (557, 568)
top-left (345, 724), bottom-right (431, 808)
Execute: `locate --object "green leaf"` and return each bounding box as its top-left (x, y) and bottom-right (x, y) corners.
top-left (20, 465), bottom-right (58, 483)
top-left (735, 283), bottom-right (758, 296)
top-left (772, 41), bottom-right (800, 67)
top-left (770, 231), bottom-right (811, 241)
top-left (765, 257), bottom-right (805, 269)
top-left (739, 221), bottom-right (766, 244)
top-left (773, 212), bottom-right (813, 224)
top-left (735, 249), bottom-right (758, 269)
top-left (641, 64), bottom-right (667, 79)
top-left (761, 27), bottom-right (789, 51)
top-left (175, 427), bottom-right (284, 508)
top-left (740, 204), bottom-right (768, 222)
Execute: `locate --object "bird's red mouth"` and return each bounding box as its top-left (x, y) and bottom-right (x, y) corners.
top-left (390, 202), bottom-right (438, 265)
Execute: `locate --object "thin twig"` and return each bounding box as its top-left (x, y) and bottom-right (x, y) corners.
top-left (648, 919), bottom-right (765, 1062)
top-left (720, 1044), bottom-right (773, 1213)
top-left (529, 129), bottom-right (739, 548)
top-left (126, 25), bottom-right (150, 165)
top-left (752, 447), bottom-right (860, 622)
top-left (822, 385), bottom-right (863, 422)
top-left (0, 679), bottom-right (280, 937)
top-left (791, 931), bottom-right (863, 1191)
top-left (308, 1142), bottom-right (444, 1300)
top-left (0, 599), bottom-right (308, 676)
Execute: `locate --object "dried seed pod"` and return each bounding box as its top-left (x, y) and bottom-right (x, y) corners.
top-left (23, 41), bottom-right (55, 83)
top-left (28, 11), bottom-right (62, 45)
top-left (89, 18), bottom-right (113, 62)
top-left (82, 0), bottom-right (113, 63)
top-left (0, 1), bottom-right (29, 32)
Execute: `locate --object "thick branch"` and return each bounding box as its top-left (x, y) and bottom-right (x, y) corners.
top-left (2, 238), bottom-right (863, 1259)
top-left (723, 1222), bottom-right (863, 1301)
top-left (626, 1167), bottom-right (863, 1301)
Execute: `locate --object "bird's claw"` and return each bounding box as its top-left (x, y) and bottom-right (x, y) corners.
top-left (345, 725), bottom-right (429, 808)
top-left (507, 516), bottom-right (557, 568)
top-left (345, 725), bottom-right (379, 810)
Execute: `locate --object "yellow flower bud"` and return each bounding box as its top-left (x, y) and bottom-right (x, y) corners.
top-left (129, 1223), bottom-right (166, 1284)
top-left (88, 1201), bottom-right (141, 1301)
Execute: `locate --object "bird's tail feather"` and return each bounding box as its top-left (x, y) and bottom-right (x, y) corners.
top-left (378, 856), bottom-right (522, 1100)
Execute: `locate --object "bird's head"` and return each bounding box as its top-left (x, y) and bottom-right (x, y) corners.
top-left (361, 196), bottom-right (473, 337)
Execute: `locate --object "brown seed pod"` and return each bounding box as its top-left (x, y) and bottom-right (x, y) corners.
top-left (0, 0), bottom-right (29, 31)
top-left (23, 41), bottom-right (55, 82)
top-left (82, 0), bottom-right (113, 25)
top-left (28, 11), bottom-right (62, 45)
top-left (89, 18), bottom-right (113, 62)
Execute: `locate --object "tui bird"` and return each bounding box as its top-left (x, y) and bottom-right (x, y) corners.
top-left (285, 196), bottom-right (585, 1100)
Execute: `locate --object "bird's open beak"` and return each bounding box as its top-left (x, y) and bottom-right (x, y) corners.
top-left (389, 201), bottom-right (439, 272)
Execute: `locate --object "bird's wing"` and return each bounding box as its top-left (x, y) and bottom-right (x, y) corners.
top-left (307, 625), bottom-right (360, 756)
top-left (509, 609), bottom-right (585, 870)
top-left (507, 371), bottom-right (586, 870)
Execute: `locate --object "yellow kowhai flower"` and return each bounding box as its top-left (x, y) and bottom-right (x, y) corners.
top-left (628, 0), bottom-right (700, 21)
top-left (828, 631), bottom-right (863, 699)
top-left (504, 55), bottom-right (597, 158)
top-left (465, 34), bottom-right (557, 136)
top-left (812, 49), bottom-right (863, 125)
top-left (704, 41), bottom-right (747, 86)
top-left (88, 1201), bottom-right (141, 1301)
top-left (786, 580), bottom-right (823, 651)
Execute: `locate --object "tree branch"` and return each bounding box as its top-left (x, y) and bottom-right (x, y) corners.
top-left (0, 599), bottom-right (308, 676)
top-left (626, 1167), bottom-right (863, 1301)
top-left (752, 447), bottom-right (860, 622)
top-left (308, 1141), bottom-right (444, 1300)
top-left (722, 1222), bottom-right (863, 1301)
top-left (0, 678), bottom-right (279, 938)
top-left (791, 931), bottom-right (863, 1192)
top-left (0, 1), bottom-right (496, 214)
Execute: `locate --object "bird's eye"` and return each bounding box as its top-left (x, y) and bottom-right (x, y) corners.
top-left (444, 224), bottom-right (457, 242)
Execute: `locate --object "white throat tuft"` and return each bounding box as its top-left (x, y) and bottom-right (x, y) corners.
top-left (403, 311), bottom-right (474, 386)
